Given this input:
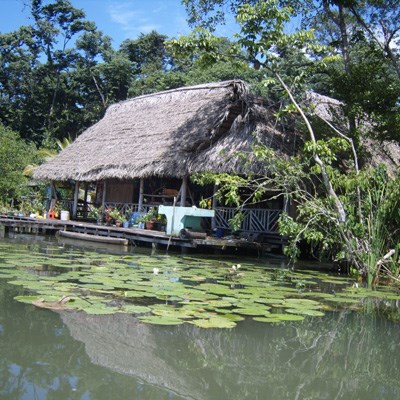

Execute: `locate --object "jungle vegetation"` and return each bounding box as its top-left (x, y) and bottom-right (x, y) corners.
top-left (0, 0), bottom-right (399, 283)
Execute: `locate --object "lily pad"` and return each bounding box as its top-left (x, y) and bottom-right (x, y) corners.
top-left (189, 317), bottom-right (237, 329)
top-left (252, 317), bottom-right (283, 323)
top-left (285, 308), bottom-right (325, 317)
top-left (232, 306), bottom-right (271, 316)
top-left (138, 315), bottom-right (185, 325)
top-left (120, 304), bottom-right (151, 314)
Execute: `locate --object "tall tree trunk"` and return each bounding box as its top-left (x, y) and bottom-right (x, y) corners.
top-left (276, 74), bottom-right (347, 223)
top-left (323, 1), bottom-right (357, 132)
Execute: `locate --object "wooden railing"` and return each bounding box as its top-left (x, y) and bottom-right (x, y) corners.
top-left (214, 207), bottom-right (281, 234)
top-left (103, 203), bottom-right (154, 215)
top-left (87, 202), bottom-right (281, 234)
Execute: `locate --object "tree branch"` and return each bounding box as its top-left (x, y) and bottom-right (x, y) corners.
top-left (275, 73), bottom-right (347, 223)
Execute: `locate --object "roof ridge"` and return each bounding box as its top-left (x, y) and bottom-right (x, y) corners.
top-left (107, 80), bottom-right (247, 111)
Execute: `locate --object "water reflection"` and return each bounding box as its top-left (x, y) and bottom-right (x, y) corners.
top-left (60, 308), bottom-right (400, 400)
top-left (2, 236), bottom-right (400, 399)
top-left (0, 281), bottom-right (185, 400)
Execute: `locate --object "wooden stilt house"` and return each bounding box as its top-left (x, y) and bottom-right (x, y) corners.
top-left (32, 80), bottom-right (301, 239)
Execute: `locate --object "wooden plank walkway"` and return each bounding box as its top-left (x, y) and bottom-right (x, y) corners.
top-left (0, 216), bottom-right (193, 248)
top-left (0, 216), bottom-right (285, 253)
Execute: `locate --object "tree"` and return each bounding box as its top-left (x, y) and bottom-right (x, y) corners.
top-left (179, 0), bottom-right (400, 141)
top-left (0, 0), bottom-right (94, 145)
top-left (0, 125), bottom-right (38, 203)
top-left (120, 31), bottom-right (182, 97)
top-left (0, 0), bottom-right (134, 147)
top-left (348, 0), bottom-right (400, 79)
top-left (120, 31), bottom-right (170, 75)
top-left (178, 0), bottom-right (400, 282)
top-left (303, 0), bottom-right (400, 140)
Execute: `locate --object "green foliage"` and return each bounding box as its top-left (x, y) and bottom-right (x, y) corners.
top-left (0, 0), bottom-right (134, 146)
top-left (87, 206), bottom-right (102, 220)
top-left (0, 125), bottom-right (38, 202)
top-left (120, 31), bottom-right (170, 74)
top-left (278, 159), bottom-right (400, 283)
top-left (181, 0), bottom-right (400, 141)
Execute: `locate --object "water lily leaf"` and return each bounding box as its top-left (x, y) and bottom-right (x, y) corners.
top-left (119, 304), bottom-right (151, 314)
top-left (255, 298), bottom-right (285, 305)
top-left (301, 292), bottom-right (336, 299)
top-left (252, 317), bottom-right (283, 323)
top-left (7, 279), bottom-right (38, 285)
top-left (284, 298), bottom-right (321, 306)
top-left (151, 308), bottom-right (195, 319)
top-left (232, 306), bottom-right (271, 316)
top-left (0, 272), bottom-right (19, 278)
top-left (206, 299), bottom-right (233, 308)
top-left (216, 313), bottom-right (245, 322)
top-left (138, 315), bottom-right (184, 325)
top-left (189, 317), bottom-right (236, 329)
top-left (285, 308), bottom-right (325, 317)
top-left (197, 283), bottom-right (234, 295)
top-left (385, 295), bottom-right (400, 300)
top-left (14, 294), bottom-right (59, 304)
top-left (325, 297), bottom-right (361, 303)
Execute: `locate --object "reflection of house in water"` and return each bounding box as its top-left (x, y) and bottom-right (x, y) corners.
top-left (59, 310), bottom-right (400, 399)
top-left (60, 312), bottom-right (205, 400)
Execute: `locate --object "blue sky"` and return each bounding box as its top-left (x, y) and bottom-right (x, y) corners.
top-left (0, 0), bottom-right (238, 47)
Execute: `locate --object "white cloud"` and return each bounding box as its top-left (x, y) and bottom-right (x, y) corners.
top-left (108, 2), bottom-right (150, 37)
top-left (107, 0), bottom-right (189, 39)
top-left (108, 2), bottom-right (142, 27)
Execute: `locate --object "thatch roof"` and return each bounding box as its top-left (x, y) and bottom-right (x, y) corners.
top-left (33, 80), bottom-right (399, 182)
top-left (33, 80), bottom-right (298, 182)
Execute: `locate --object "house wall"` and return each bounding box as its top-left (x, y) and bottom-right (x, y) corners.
top-left (106, 180), bottom-right (135, 203)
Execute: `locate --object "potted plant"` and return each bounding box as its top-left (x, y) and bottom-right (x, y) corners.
top-left (142, 208), bottom-right (158, 230)
top-left (88, 206), bottom-right (103, 224)
top-left (156, 213), bottom-right (167, 231)
top-left (136, 215), bottom-right (146, 229)
top-left (104, 208), bottom-right (113, 225)
top-left (107, 209), bottom-right (124, 227)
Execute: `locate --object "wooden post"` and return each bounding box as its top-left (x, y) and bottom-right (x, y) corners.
top-left (102, 180), bottom-right (107, 211)
top-left (211, 184), bottom-right (218, 230)
top-left (49, 181), bottom-right (56, 210)
top-left (138, 178), bottom-right (144, 211)
top-left (49, 181), bottom-right (54, 200)
top-left (83, 183), bottom-right (89, 218)
top-left (180, 175), bottom-right (188, 207)
top-left (72, 181), bottom-right (80, 219)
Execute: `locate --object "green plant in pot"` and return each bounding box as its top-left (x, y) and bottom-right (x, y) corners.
top-left (156, 213), bottom-right (167, 231)
top-left (142, 208), bottom-right (158, 230)
top-left (88, 206), bottom-right (103, 223)
top-left (112, 210), bottom-right (124, 227)
top-left (122, 215), bottom-right (129, 228)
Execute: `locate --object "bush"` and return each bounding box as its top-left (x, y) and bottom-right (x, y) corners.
top-left (0, 125), bottom-right (39, 203)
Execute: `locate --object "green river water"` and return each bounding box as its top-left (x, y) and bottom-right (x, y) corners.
top-left (1, 234), bottom-right (400, 399)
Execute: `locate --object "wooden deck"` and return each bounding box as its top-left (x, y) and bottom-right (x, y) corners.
top-left (0, 216), bottom-right (284, 253)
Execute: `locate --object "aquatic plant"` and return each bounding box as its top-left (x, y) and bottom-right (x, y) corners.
top-left (1, 239), bottom-right (400, 328)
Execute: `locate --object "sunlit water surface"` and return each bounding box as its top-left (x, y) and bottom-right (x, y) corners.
top-left (1, 235), bottom-right (400, 400)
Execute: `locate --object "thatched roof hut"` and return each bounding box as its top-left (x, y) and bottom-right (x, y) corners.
top-left (33, 80), bottom-right (298, 182)
top-left (33, 80), bottom-right (399, 184)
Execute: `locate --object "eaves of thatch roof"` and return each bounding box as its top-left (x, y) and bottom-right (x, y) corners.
top-left (33, 80), bottom-right (299, 182)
